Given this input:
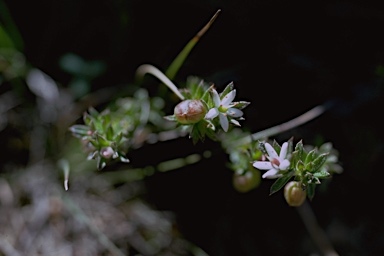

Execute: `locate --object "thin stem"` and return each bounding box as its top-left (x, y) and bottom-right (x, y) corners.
top-left (234, 104), bottom-right (327, 146)
top-left (296, 200), bottom-right (339, 256)
top-left (165, 9), bottom-right (221, 79)
top-left (135, 64), bottom-right (185, 101)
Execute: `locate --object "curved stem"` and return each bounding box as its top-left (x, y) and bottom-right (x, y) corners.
top-left (135, 64), bottom-right (185, 101)
top-left (296, 200), bottom-right (339, 256)
top-left (234, 104), bottom-right (327, 146)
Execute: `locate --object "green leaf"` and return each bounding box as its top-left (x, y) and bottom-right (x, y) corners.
top-left (232, 101), bottom-right (250, 110)
top-left (314, 169), bottom-right (330, 179)
top-left (305, 149), bottom-right (317, 165)
top-left (272, 140), bottom-right (281, 155)
top-left (69, 124), bottom-right (91, 138)
top-left (270, 172), bottom-right (293, 195)
top-left (295, 140), bottom-right (307, 161)
top-left (97, 134), bottom-right (110, 147)
top-left (311, 153), bottom-right (329, 173)
top-left (290, 151), bottom-right (299, 169)
top-left (306, 183), bottom-right (316, 201)
top-left (219, 81), bottom-right (234, 99)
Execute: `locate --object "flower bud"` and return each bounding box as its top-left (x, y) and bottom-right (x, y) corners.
top-left (101, 146), bottom-right (114, 159)
top-left (284, 181), bottom-right (306, 207)
top-left (174, 99), bottom-right (207, 124)
top-left (233, 169), bottom-right (261, 193)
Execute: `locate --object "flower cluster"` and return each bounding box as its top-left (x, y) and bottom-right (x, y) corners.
top-left (251, 139), bottom-right (342, 206)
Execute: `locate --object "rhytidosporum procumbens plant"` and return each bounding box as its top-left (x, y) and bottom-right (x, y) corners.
top-left (68, 9), bottom-right (342, 211)
top-left (67, 9), bottom-right (343, 254)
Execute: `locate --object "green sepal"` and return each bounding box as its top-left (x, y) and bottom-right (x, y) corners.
top-left (295, 140), bottom-right (307, 161)
top-left (269, 171), bottom-right (294, 195)
top-left (296, 160), bottom-right (305, 172)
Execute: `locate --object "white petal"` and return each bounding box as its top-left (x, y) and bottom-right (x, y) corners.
top-left (227, 108), bottom-right (243, 118)
top-left (262, 169), bottom-right (280, 179)
top-left (279, 159), bottom-right (290, 170)
top-left (211, 89), bottom-right (221, 107)
top-left (220, 89), bottom-right (236, 107)
top-left (279, 142), bottom-right (288, 159)
top-left (265, 143), bottom-right (278, 159)
top-left (205, 108), bottom-right (219, 120)
top-left (230, 118), bottom-right (241, 126)
top-left (253, 161), bottom-right (272, 170)
top-left (219, 113), bottom-right (229, 132)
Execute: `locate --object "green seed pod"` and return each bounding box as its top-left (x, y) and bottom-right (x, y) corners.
top-left (174, 99), bottom-right (207, 124)
top-left (284, 181), bottom-right (306, 207)
top-left (233, 169), bottom-right (261, 193)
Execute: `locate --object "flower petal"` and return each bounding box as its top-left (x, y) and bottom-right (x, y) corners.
top-left (265, 143), bottom-right (278, 159)
top-left (279, 159), bottom-right (290, 170)
top-left (219, 113), bottom-right (229, 132)
top-left (220, 89), bottom-right (236, 107)
top-left (205, 108), bottom-right (219, 120)
top-left (227, 108), bottom-right (243, 118)
top-left (253, 161), bottom-right (273, 170)
top-left (279, 142), bottom-right (288, 159)
top-left (262, 168), bottom-right (280, 179)
top-left (230, 118), bottom-right (241, 126)
top-left (211, 88), bottom-right (221, 107)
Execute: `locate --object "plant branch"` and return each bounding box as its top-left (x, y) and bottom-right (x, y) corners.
top-left (296, 200), bottom-right (339, 256)
top-left (234, 103), bottom-right (328, 146)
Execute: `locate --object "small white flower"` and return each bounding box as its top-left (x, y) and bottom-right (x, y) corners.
top-left (204, 88), bottom-right (244, 132)
top-left (253, 142), bottom-right (290, 179)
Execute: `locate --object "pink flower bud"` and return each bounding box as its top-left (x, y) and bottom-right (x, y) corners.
top-left (174, 100), bottom-right (207, 124)
top-left (284, 181), bottom-right (306, 207)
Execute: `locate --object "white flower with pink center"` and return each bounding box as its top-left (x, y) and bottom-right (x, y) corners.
top-left (253, 142), bottom-right (291, 179)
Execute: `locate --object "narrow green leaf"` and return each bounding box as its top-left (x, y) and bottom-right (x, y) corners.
top-left (305, 149), bottom-right (317, 165)
top-left (312, 153), bottom-right (329, 173)
top-left (270, 172), bottom-right (293, 195)
top-left (306, 183), bottom-right (316, 201)
top-left (314, 169), bottom-right (330, 179)
top-left (219, 81), bottom-right (234, 99)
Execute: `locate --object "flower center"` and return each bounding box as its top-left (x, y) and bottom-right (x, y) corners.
top-left (218, 105), bottom-right (227, 112)
top-left (271, 158), bottom-right (280, 168)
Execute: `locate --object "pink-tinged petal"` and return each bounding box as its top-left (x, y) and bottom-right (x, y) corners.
top-left (279, 142), bottom-right (288, 159)
top-left (279, 159), bottom-right (290, 170)
top-left (227, 108), bottom-right (243, 118)
top-left (265, 143), bottom-right (278, 159)
top-left (253, 161), bottom-right (272, 170)
top-left (262, 169), bottom-right (280, 179)
top-left (219, 113), bottom-right (229, 132)
top-left (205, 108), bottom-right (219, 120)
top-left (221, 89), bottom-right (236, 107)
top-left (211, 89), bottom-right (221, 107)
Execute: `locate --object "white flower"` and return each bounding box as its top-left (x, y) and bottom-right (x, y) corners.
top-left (253, 142), bottom-right (291, 179)
top-left (204, 88), bottom-right (244, 132)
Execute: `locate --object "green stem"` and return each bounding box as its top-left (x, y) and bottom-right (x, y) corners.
top-left (165, 9), bottom-right (221, 80)
top-left (296, 200), bottom-right (339, 256)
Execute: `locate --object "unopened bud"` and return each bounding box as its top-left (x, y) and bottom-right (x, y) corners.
top-left (284, 181), bottom-right (306, 207)
top-left (101, 147), bottom-right (114, 159)
top-left (174, 99), bottom-right (207, 124)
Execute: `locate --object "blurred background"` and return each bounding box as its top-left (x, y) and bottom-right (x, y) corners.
top-left (1, 0), bottom-right (384, 255)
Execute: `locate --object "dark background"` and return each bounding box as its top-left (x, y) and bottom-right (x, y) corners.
top-left (2, 0), bottom-right (384, 255)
